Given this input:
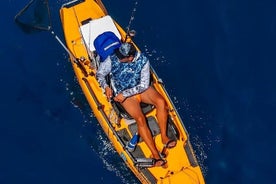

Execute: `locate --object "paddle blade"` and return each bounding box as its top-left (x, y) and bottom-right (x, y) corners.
top-left (15, 0), bottom-right (51, 33)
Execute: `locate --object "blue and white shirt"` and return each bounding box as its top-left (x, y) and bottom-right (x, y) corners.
top-left (96, 52), bottom-right (150, 97)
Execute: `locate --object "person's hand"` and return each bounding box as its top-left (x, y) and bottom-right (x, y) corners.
top-left (114, 93), bottom-right (127, 103)
top-left (105, 86), bottom-right (113, 101)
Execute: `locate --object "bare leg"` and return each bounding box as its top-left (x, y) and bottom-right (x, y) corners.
top-left (121, 96), bottom-right (162, 163)
top-left (140, 87), bottom-right (174, 145)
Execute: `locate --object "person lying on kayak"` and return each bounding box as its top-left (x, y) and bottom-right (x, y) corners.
top-left (96, 42), bottom-right (177, 167)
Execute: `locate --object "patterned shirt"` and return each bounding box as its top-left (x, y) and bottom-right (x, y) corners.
top-left (96, 52), bottom-right (150, 97)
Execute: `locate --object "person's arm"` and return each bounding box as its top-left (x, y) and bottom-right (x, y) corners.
top-left (96, 58), bottom-right (112, 89)
top-left (121, 58), bottom-right (150, 98)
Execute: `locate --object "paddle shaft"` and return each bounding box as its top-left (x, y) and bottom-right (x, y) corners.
top-left (51, 30), bottom-right (88, 77)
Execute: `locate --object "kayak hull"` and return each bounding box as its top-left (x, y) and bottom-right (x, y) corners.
top-left (59, 0), bottom-right (205, 183)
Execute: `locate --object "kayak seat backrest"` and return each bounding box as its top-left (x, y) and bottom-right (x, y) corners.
top-left (80, 15), bottom-right (121, 52)
top-left (93, 31), bottom-right (121, 62)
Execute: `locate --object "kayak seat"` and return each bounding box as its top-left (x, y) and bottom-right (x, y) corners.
top-left (107, 74), bottom-right (155, 120)
top-left (112, 100), bottom-right (154, 120)
top-left (80, 15), bottom-right (121, 52)
top-left (80, 15), bottom-right (122, 67)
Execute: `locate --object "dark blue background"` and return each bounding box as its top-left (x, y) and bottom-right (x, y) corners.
top-left (1, 0), bottom-right (276, 183)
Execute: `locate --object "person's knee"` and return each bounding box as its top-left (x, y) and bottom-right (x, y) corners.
top-left (135, 116), bottom-right (147, 126)
top-left (156, 97), bottom-right (166, 109)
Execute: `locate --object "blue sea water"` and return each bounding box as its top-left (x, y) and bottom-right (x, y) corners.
top-left (1, 0), bottom-right (276, 183)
